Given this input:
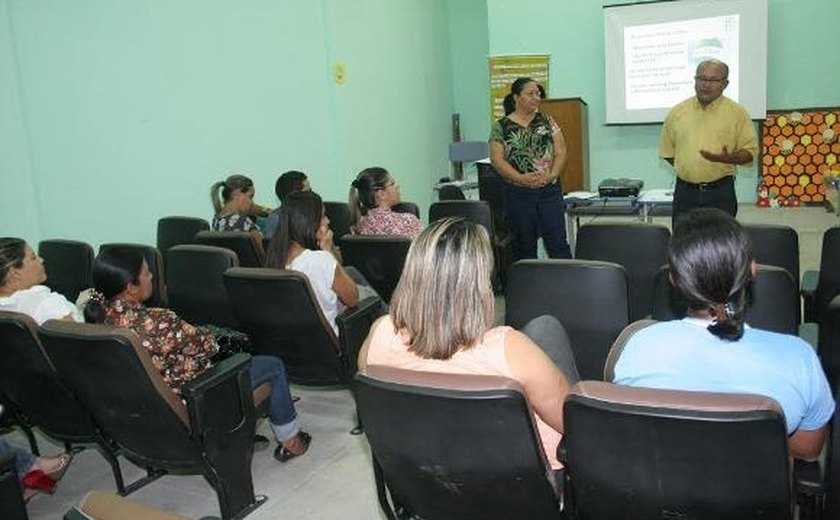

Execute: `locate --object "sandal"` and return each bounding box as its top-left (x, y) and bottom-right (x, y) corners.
top-left (21, 470), bottom-right (57, 494)
top-left (44, 453), bottom-right (73, 481)
top-left (273, 431), bottom-right (311, 463)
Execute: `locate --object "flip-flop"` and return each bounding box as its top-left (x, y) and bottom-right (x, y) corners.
top-left (44, 452), bottom-right (73, 481)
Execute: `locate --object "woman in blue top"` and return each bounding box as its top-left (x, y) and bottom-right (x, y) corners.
top-left (613, 208), bottom-right (834, 461)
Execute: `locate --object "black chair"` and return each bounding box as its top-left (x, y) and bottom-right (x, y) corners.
top-left (429, 200), bottom-right (515, 291)
top-left (223, 268), bottom-right (382, 386)
top-left (340, 235), bottom-right (412, 303)
top-left (194, 230), bottom-right (264, 268)
top-left (0, 453), bottom-right (27, 520)
top-left (38, 321), bottom-right (266, 519)
top-left (744, 223), bottom-right (800, 322)
top-left (98, 243), bottom-right (167, 307)
top-left (324, 202), bottom-right (353, 246)
top-left (156, 216), bottom-right (210, 266)
top-left (438, 185), bottom-right (466, 201)
top-left (355, 365), bottom-right (562, 520)
top-left (38, 239), bottom-right (94, 302)
top-left (391, 201), bottom-right (421, 219)
top-left (477, 163), bottom-right (509, 240)
top-left (574, 222), bottom-right (670, 321)
top-left (562, 381), bottom-right (792, 520)
top-left (652, 265), bottom-right (801, 336)
top-left (803, 227), bottom-right (840, 325)
top-left (165, 245), bottom-right (239, 328)
top-left (506, 259), bottom-right (629, 381)
top-left (0, 311), bottom-right (130, 491)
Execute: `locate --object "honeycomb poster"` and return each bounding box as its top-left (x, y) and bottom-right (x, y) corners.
top-left (759, 108), bottom-right (840, 207)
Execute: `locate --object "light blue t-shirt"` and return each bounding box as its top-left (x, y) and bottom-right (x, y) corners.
top-left (613, 318), bottom-right (835, 435)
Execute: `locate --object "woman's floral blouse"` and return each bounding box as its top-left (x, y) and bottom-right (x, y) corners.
top-left (489, 112), bottom-right (561, 176)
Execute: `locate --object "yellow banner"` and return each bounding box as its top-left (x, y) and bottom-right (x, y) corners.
top-left (489, 54), bottom-right (550, 123)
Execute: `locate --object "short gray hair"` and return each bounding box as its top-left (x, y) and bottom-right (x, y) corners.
top-left (696, 59), bottom-right (729, 79)
top-left (390, 218), bottom-right (495, 359)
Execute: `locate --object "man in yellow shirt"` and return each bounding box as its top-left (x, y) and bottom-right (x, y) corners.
top-left (660, 59), bottom-right (758, 224)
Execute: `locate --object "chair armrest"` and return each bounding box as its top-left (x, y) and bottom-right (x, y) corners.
top-left (794, 458), bottom-right (825, 520)
top-left (337, 296), bottom-right (384, 376)
top-left (799, 323), bottom-right (819, 353)
top-left (180, 353), bottom-right (255, 439)
top-left (801, 270), bottom-right (819, 322)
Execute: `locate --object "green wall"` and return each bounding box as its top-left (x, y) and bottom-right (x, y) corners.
top-left (1, 0), bottom-right (452, 246)
top-left (446, 0), bottom-right (489, 143)
top-left (482, 0), bottom-right (840, 202)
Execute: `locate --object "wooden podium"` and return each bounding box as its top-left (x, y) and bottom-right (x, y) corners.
top-left (540, 98), bottom-right (589, 193)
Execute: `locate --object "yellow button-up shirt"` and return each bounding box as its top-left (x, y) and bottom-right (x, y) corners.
top-left (659, 96), bottom-right (758, 184)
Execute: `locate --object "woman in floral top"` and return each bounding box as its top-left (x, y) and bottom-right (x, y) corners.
top-left (489, 77), bottom-right (572, 259)
top-left (84, 247), bottom-right (310, 462)
top-left (349, 167), bottom-right (423, 238)
top-left (210, 174), bottom-right (267, 237)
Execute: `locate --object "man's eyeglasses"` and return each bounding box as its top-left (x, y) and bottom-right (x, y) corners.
top-left (695, 76), bottom-right (727, 84)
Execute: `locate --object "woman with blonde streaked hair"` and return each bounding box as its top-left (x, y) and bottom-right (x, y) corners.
top-left (358, 217), bottom-right (578, 469)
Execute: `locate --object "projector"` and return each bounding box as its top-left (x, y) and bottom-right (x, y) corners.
top-left (598, 178), bottom-right (644, 198)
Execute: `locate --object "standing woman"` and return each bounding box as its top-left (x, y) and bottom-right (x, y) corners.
top-left (490, 78), bottom-right (572, 259)
top-left (209, 174), bottom-right (265, 236)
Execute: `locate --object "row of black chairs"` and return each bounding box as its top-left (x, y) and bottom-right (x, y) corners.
top-left (355, 323), bottom-right (840, 520)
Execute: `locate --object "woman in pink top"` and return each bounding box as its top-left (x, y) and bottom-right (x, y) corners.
top-left (349, 167), bottom-right (423, 238)
top-left (358, 218), bottom-right (578, 469)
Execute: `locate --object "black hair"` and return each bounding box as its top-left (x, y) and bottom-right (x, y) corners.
top-left (669, 208), bottom-right (754, 341)
top-left (266, 190), bottom-right (324, 269)
top-left (0, 238), bottom-right (26, 287)
top-left (348, 166), bottom-right (392, 225)
top-left (275, 170), bottom-right (308, 202)
top-left (210, 174), bottom-right (254, 214)
top-left (84, 247), bottom-right (145, 323)
top-left (502, 77), bottom-right (540, 116)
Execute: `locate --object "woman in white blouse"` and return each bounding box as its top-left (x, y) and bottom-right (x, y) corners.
top-left (0, 238), bottom-right (83, 324)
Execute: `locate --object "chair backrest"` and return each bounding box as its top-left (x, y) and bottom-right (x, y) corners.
top-left (438, 185), bottom-right (466, 201)
top-left (651, 265), bottom-right (799, 336)
top-left (816, 227), bottom-right (840, 323)
top-left (38, 239), bottom-right (94, 302)
top-left (743, 223), bottom-right (800, 286)
top-left (339, 235), bottom-right (412, 303)
top-left (506, 259), bottom-right (629, 380)
top-left (324, 201), bottom-right (353, 245)
top-left (165, 245), bottom-right (239, 328)
top-left (0, 311), bottom-right (97, 443)
top-left (392, 201), bottom-right (421, 219)
top-left (156, 216), bottom-right (210, 258)
top-left (354, 365), bottom-right (561, 520)
top-left (194, 230), bottom-right (264, 267)
top-left (574, 222), bottom-right (670, 321)
top-left (429, 200), bottom-right (495, 236)
top-left (98, 243), bottom-right (167, 307)
top-left (38, 320), bottom-right (201, 466)
top-left (477, 165), bottom-right (508, 239)
top-left (563, 381), bottom-right (791, 520)
top-left (222, 267), bottom-right (347, 384)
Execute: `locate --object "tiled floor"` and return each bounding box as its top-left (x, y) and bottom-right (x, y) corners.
top-left (8, 204), bottom-right (839, 519)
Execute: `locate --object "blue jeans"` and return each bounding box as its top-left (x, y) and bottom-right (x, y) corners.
top-left (503, 183), bottom-right (572, 259)
top-left (0, 437), bottom-right (35, 479)
top-left (249, 355), bottom-right (299, 442)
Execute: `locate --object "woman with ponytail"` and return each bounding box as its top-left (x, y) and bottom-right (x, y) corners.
top-left (85, 247), bottom-right (310, 462)
top-left (348, 167), bottom-right (422, 238)
top-left (613, 208), bottom-right (834, 461)
top-left (209, 174), bottom-right (268, 236)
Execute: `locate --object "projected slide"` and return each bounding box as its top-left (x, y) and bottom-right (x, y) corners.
top-left (603, 0), bottom-right (766, 124)
top-left (625, 15), bottom-right (739, 110)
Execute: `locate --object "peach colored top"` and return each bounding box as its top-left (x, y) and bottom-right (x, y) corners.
top-left (364, 316), bottom-right (562, 469)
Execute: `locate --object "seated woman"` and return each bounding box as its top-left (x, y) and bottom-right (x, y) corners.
top-left (266, 191), bottom-right (364, 334)
top-left (357, 218), bottom-right (578, 469)
top-left (84, 247), bottom-right (310, 462)
top-left (349, 167), bottom-right (423, 238)
top-left (0, 435), bottom-right (72, 500)
top-left (613, 208), bottom-right (835, 461)
top-left (0, 238), bottom-right (83, 324)
top-left (210, 174), bottom-right (267, 236)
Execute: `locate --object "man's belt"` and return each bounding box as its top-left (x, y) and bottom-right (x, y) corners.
top-left (677, 176), bottom-right (733, 192)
